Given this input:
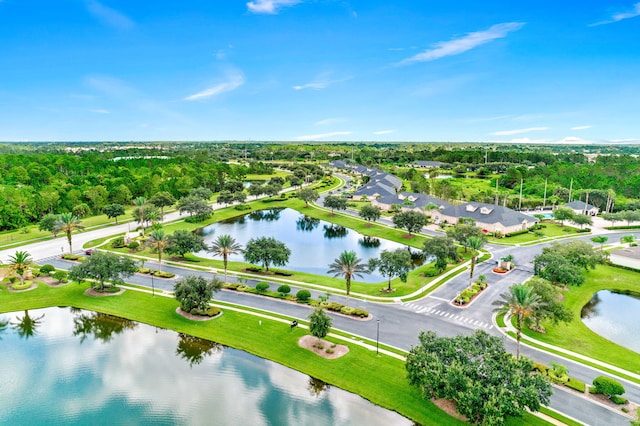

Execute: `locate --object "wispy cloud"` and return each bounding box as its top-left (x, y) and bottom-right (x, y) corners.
top-left (571, 125), bottom-right (592, 130)
top-left (398, 22), bottom-right (525, 65)
top-left (293, 131), bottom-right (352, 141)
top-left (591, 2), bottom-right (640, 26)
top-left (247, 0), bottom-right (302, 14)
top-left (373, 129), bottom-right (394, 135)
top-left (491, 127), bottom-right (548, 136)
top-left (293, 73), bottom-right (350, 90)
top-left (89, 109), bottom-right (110, 114)
top-left (315, 117), bottom-right (347, 126)
top-left (86, 1), bottom-right (134, 30)
top-left (184, 72), bottom-right (245, 101)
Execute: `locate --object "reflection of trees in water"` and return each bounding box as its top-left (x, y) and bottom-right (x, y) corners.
top-left (580, 292), bottom-right (601, 319)
top-left (307, 376), bottom-right (329, 398)
top-left (323, 224), bottom-right (348, 239)
top-left (73, 312), bottom-right (137, 343)
top-left (248, 209), bottom-right (282, 222)
top-left (358, 236), bottom-right (381, 248)
top-left (12, 310), bottom-right (45, 339)
top-left (296, 215), bottom-right (320, 232)
top-left (409, 249), bottom-right (426, 267)
top-left (176, 333), bottom-right (223, 367)
top-left (0, 318), bottom-right (9, 340)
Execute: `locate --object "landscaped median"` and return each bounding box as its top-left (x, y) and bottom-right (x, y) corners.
top-left (0, 281), bottom-right (550, 426)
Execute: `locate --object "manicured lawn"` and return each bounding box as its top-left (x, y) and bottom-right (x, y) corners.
top-left (0, 282), bottom-right (548, 425)
top-left (521, 265), bottom-right (640, 375)
top-left (487, 222), bottom-right (582, 245)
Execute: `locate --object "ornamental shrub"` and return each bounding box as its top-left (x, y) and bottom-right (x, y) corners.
top-left (565, 378), bottom-right (586, 393)
top-left (277, 284), bottom-right (291, 295)
top-left (39, 264), bottom-right (55, 275)
top-left (296, 289), bottom-right (311, 302)
top-left (127, 241), bottom-right (140, 250)
top-left (592, 376), bottom-right (625, 398)
top-left (110, 237), bottom-right (126, 248)
top-left (52, 270), bottom-right (68, 283)
top-left (255, 282), bottom-right (269, 293)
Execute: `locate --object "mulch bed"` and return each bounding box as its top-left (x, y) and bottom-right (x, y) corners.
top-left (84, 287), bottom-right (125, 297)
top-left (175, 307), bottom-right (222, 321)
top-left (298, 335), bottom-right (349, 359)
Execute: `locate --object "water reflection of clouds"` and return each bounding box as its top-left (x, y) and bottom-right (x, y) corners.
top-left (0, 308), bottom-right (410, 425)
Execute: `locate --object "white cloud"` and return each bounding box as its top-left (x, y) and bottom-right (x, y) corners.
top-left (86, 0), bottom-right (134, 30)
top-left (89, 109), bottom-right (110, 114)
top-left (315, 117), bottom-right (347, 126)
top-left (491, 127), bottom-right (548, 136)
top-left (247, 0), bottom-right (302, 14)
top-left (293, 73), bottom-right (349, 91)
top-left (373, 129), bottom-right (394, 135)
top-left (398, 22), bottom-right (525, 65)
top-left (571, 125), bottom-right (592, 130)
top-left (293, 131), bottom-right (352, 141)
top-left (184, 72), bottom-right (245, 101)
top-left (591, 2), bottom-right (640, 26)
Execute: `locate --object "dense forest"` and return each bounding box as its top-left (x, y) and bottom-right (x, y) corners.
top-left (1, 142), bottom-right (639, 231)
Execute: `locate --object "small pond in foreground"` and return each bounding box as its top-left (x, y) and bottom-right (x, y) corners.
top-left (581, 290), bottom-right (640, 353)
top-left (197, 208), bottom-right (420, 283)
top-left (0, 307), bottom-right (411, 425)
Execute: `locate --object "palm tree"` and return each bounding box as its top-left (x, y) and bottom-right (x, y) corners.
top-left (467, 235), bottom-right (485, 285)
top-left (493, 284), bottom-right (543, 359)
top-left (208, 234), bottom-right (242, 282)
top-left (327, 250), bottom-right (368, 301)
top-left (8, 250), bottom-right (33, 286)
top-left (55, 212), bottom-right (84, 254)
top-left (147, 229), bottom-right (169, 266)
top-left (132, 196), bottom-right (147, 234)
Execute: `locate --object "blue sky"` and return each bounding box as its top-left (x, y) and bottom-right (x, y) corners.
top-left (1, 1), bottom-right (639, 143)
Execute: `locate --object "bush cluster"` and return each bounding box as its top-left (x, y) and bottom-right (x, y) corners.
top-left (256, 282), bottom-right (269, 293)
top-left (296, 289), bottom-right (311, 302)
top-left (234, 204), bottom-right (252, 211)
top-left (454, 280), bottom-right (488, 305)
top-left (110, 237), bottom-right (126, 248)
top-left (62, 254), bottom-right (83, 261)
top-left (190, 306), bottom-right (221, 317)
top-left (39, 264), bottom-right (55, 275)
top-left (277, 284), bottom-right (291, 295)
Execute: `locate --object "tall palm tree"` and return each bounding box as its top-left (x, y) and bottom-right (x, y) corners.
top-left (8, 250), bottom-right (33, 285)
top-left (209, 234), bottom-right (242, 282)
top-left (493, 284), bottom-right (543, 359)
top-left (132, 196), bottom-right (147, 234)
top-left (55, 212), bottom-right (84, 254)
top-left (147, 229), bottom-right (169, 266)
top-left (466, 235), bottom-right (485, 285)
top-left (327, 250), bottom-right (368, 301)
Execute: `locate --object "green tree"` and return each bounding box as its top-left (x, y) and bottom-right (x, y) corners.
top-left (553, 206), bottom-right (574, 226)
top-left (147, 229), bottom-right (169, 266)
top-left (297, 188), bottom-right (319, 207)
top-left (368, 248), bottom-right (412, 291)
top-left (327, 250), bottom-right (368, 297)
top-left (149, 191), bottom-right (176, 217)
top-left (104, 203), bottom-right (125, 224)
top-left (359, 204), bottom-right (381, 224)
top-left (590, 235), bottom-right (608, 252)
top-left (217, 190), bottom-right (235, 205)
top-left (243, 236), bottom-right (291, 272)
top-left (572, 214), bottom-right (592, 229)
top-left (54, 212), bottom-right (84, 254)
top-left (406, 330), bottom-right (552, 425)
top-left (323, 195), bottom-right (348, 214)
top-left (621, 235), bottom-right (636, 245)
top-left (174, 275), bottom-right (222, 313)
top-left (308, 307), bottom-right (332, 340)
top-left (492, 284), bottom-right (543, 358)
top-left (445, 223), bottom-right (485, 253)
top-left (8, 250), bottom-right (33, 286)
top-left (534, 251), bottom-right (585, 287)
top-left (38, 213), bottom-right (60, 236)
top-left (132, 196), bottom-right (147, 232)
top-left (466, 235), bottom-right (484, 285)
top-left (592, 376), bottom-right (625, 399)
top-left (166, 230), bottom-right (207, 259)
top-left (527, 277), bottom-right (573, 332)
top-left (422, 236), bottom-right (460, 272)
top-left (177, 195), bottom-right (213, 221)
top-left (72, 202), bottom-right (90, 218)
top-left (208, 234), bottom-right (242, 281)
top-left (68, 251), bottom-right (137, 291)
top-left (392, 210), bottom-right (427, 236)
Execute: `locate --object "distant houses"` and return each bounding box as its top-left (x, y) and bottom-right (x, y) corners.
top-left (411, 160), bottom-right (442, 169)
top-left (328, 160), bottom-right (539, 235)
top-left (565, 200), bottom-right (599, 216)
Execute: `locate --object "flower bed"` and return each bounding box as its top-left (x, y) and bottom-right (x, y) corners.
top-left (453, 280), bottom-right (488, 305)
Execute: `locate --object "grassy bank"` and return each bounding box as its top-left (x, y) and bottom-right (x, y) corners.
top-left (521, 264), bottom-right (640, 375)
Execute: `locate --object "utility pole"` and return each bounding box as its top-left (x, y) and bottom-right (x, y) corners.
top-left (568, 178), bottom-right (573, 203)
top-left (543, 178), bottom-right (548, 209)
top-left (518, 179), bottom-right (523, 210)
top-left (584, 192), bottom-right (589, 215)
top-left (494, 179), bottom-right (499, 205)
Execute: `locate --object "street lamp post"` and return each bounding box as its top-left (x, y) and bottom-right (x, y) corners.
top-left (151, 273), bottom-right (155, 297)
top-left (376, 319), bottom-right (380, 355)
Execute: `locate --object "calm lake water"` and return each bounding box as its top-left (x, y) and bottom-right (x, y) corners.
top-left (581, 290), bottom-right (640, 353)
top-left (0, 307), bottom-right (411, 426)
top-left (197, 208), bottom-right (417, 283)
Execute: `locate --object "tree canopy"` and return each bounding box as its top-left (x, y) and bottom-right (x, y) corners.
top-left (392, 210), bottom-right (427, 235)
top-left (406, 330), bottom-right (552, 425)
top-left (308, 308), bottom-right (332, 340)
top-left (368, 248), bottom-right (413, 291)
top-left (174, 275), bottom-right (223, 313)
top-left (166, 230), bottom-right (207, 258)
top-left (422, 236), bottom-right (459, 271)
top-left (68, 251), bottom-right (137, 291)
top-left (243, 236), bottom-right (291, 271)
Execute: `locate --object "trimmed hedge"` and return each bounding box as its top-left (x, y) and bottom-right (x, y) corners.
top-left (39, 264), bottom-right (55, 275)
top-left (11, 281), bottom-right (33, 290)
top-left (255, 282), bottom-right (269, 293)
top-left (296, 289), bottom-right (311, 302)
top-left (565, 378), bottom-right (586, 393)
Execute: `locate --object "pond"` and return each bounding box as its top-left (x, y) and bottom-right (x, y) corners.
top-left (581, 290), bottom-right (640, 353)
top-left (0, 307), bottom-right (411, 425)
top-left (197, 208), bottom-right (419, 283)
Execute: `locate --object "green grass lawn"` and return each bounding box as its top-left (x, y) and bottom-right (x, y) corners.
top-left (487, 222), bottom-right (582, 245)
top-left (0, 281), bottom-right (549, 425)
top-left (521, 264), bottom-right (640, 375)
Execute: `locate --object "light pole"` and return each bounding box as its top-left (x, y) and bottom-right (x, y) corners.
top-left (151, 273), bottom-right (155, 297)
top-left (376, 319), bottom-right (380, 355)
